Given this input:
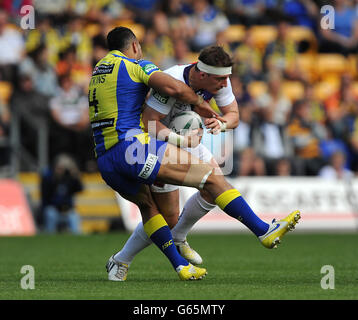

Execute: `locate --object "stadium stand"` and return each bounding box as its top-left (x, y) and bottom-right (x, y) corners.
top-left (0, 0), bottom-right (357, 233)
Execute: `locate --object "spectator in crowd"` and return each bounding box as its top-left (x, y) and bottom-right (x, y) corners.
top-left (49, 73), bottom-right (93, 170)
top-left (256, 106), bottom-right (293, 175)
top-left (62, 15), bottom-right (93, 65)
top-left (286, 99), bottom-right (326, 175)
top-left (319, 150), bottom-right (354, 180)
top-left (324, 73), bottom-right (358, 141)
top-left (347, 100), bottom-right (358, 172)
top-left (10, 73), bottom-right (50, 164)
top-left (1, 0), bottom-right (33, 22)
top-left (0, 98), bottom-right (10, 167)
top-left (0, 9), bottom-right (25, 83)
top-left (238, 147), bottom-right (267, 176)
top-left (19, 44), bottom-right (59, 98)
top-left (319, 127), bottom-right (350, 166)
top-left (56, 45), bottom-right (92, 90)
top-left (90, 11), bottom-right (112, 68)
top-left (233, 30), bottom-right (263, 84)
top-left (263, 19), bottom-right (303, 81)
top-left (25, 15), bottom-right (62, 66)
top-left (232, 104), bottom-right (255, 176)
top-left (188, 0), bottom-right (230, 52)
top-left (33, 0), bottom-right (68, 16)
top-left (282, 0), bottom-right (319, 31)
top-left (123, 0), bottom-right (161, 27)
top-left (161, 0), bottom-right (194, 41)
top-left (225, 0), bottom-right (267, 26)
top-left (319, 0), bottom-right (358, 55)
top-left (255, 71), bottom-right (292, 127)
top-left (41, 153), bottom-right (83, 234)
top-left (142, 10), bottom-right (175, 67)
top-left (160, 38), bottom-right (191, 70)
top-left (275, 157), bottom-right (292, 176)
top-left (303, 82), bottom-right (327, 125)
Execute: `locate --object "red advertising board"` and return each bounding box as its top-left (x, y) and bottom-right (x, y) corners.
top-left (0, 179), bottom-right (36, 236)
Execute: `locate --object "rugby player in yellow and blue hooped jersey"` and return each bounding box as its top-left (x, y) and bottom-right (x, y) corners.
top-left (90, 27), bottom-right (217, 280)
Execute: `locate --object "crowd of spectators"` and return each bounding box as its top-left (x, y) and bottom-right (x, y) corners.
top-left (0, 0), bottom-right (357, 179)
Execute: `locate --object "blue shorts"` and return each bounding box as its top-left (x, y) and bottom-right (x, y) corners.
top-left (97, 133), bottom-right (167, 195)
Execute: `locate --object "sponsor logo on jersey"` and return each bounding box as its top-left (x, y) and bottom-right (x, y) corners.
top-left (153, 91), bottom-right (169, 104)
top-left (91, 118), bottom-right (115, 130)
top-left (92, 64), bottom-right (114, 76)
top-left (142, 63), bottom-right (158, 75)
top-left (138, 153), bottom-right (158, 179)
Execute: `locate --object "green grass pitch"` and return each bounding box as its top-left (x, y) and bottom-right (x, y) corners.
top-left (0, 232), bottom-right (357, 300)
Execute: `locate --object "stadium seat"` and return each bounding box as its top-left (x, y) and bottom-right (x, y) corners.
top-left (249, 25), bottom-right (277, 51)
top-left (85, 23), bottom-right (101, 37)
top-left (224, 24), bottom-right (245, 43)
top-left (316, 54), bottom-right (348, 80)
top-left (352, 81), bottom-right (358, 96)
top-left (313, 81), bottom-right (339, 101)
top-left (282, 81), bottom-right (305, 102)
top-left (116, 20), bottom-right (145, 41)
top-left (247, 81), bottom-right (268, 98)
top-left (287, 26), bottom-right (317, 52)
top-left (185, 52), bottom-right (199, 63)
top-left (347, 55), bottom-right (357, 77)
top-left (296, 53), bottom-right (316, 81)
top-left (0, 81), bottom-right (13, 104)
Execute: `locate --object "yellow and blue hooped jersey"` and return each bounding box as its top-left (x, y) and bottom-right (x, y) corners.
top-left (88, 50), bottom-right (160, 157)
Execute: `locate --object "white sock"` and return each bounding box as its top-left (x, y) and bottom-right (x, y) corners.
top-left (114, 222), bottom-right (152, 266)
top-left (171, 191), bottom-right (216, 242)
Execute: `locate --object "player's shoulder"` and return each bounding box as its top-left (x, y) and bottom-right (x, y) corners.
top-left (137, 59), bottom-right (161, 75)
top-left (163, 64), bottom-right (189, 81)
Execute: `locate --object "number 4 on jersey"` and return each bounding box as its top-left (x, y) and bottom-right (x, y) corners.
top-left (89, 88), bottom-right (99, 117)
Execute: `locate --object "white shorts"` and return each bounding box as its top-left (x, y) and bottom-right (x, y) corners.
top-left (150, 144), bottom-right (213, 193)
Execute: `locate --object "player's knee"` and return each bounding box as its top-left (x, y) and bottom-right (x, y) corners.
top-left (202, 169), bottom-right (227, 191)
top-left (184, 163), bottom-right (213, 188)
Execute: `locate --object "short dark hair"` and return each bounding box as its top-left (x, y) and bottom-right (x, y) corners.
top-left (197, 46), bottom-right (234, 68)
top-left (107, 27), bottom-right (137, 51)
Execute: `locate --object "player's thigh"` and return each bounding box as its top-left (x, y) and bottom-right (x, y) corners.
top-left (156, 143), bottom-right (213, 188)
top-left (152, 189), bottom-right (180, 229)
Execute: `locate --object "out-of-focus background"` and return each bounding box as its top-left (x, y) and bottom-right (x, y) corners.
top-left (0, 0), bottom-right (358, 236)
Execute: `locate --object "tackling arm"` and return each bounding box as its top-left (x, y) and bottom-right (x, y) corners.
top-left (148, 72), bottom-right (224, 120)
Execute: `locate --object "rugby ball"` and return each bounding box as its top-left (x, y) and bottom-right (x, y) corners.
top-left (169, 111), bottom-right (204, 135)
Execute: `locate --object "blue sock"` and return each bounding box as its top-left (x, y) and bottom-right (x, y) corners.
top-left (144, 214), bottom-right (188, 269)
top-left (216, 189), bottom-right (269, 236)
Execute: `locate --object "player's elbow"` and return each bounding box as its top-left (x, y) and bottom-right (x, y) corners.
top-left (161, 82), bottom-right (184, 99)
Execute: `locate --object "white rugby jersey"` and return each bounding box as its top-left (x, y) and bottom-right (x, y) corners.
top-left (145, 63), bottom-right (235, 127)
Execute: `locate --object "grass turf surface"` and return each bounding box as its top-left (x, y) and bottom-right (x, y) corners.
top-left (0, 232), bottom-right (357, 300)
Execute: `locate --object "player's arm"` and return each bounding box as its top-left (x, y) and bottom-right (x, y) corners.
top-left (142, 105), bottom-right (200, 148)
top-left (205, 99), bottom-right (239, 134)
top-left (148, 72), bottom-right (224, 120)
